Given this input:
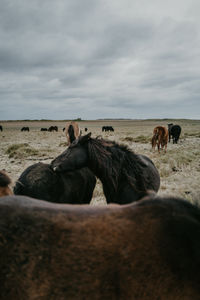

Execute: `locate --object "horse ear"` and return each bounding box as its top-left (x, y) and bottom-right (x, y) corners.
top-left (79, 132), bottom-right (92, 144)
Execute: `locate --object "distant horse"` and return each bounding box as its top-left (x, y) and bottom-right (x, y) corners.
top-left (0, 125), bottom-right (3, 131)
top-left (41, 128), bottom-right (48, 131)
top-left (21, 126), bottom-right (29, 132)
top-left (48, 126), bottom-right (58, 132)
top-left (168, 124), bottom-right (182, 143)
top-left (52, 133), bottom-right (160, 204)
top-left (14, 162), bottom-right (96, 204)
top-left (152, 126), bottom-right (168, 153)
top-left (65, 121), bottom-right (80, 145)
top-left (0, 194), bottom-right (200, 299)
top-left (102, 126), bottom-right (114, 132)
top-left (0, 170), bottom-right (13, 197)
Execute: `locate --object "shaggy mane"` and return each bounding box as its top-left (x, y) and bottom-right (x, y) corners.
top-left (87, 137), bottom-right (147, 192)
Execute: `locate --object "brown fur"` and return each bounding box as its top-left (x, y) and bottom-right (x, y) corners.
top-left (0, 171), bottom-right (13, 197)
top-left (65, 121), bottom-right (80, 145)
top-left (0, 194), bottom-right (199, 299)
top-left (152, 126), bottom-right (168, 153)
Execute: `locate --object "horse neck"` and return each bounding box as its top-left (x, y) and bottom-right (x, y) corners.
top-left (87, 140), bottom-right (123, 193)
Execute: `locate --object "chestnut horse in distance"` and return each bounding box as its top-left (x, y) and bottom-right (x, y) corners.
top-left (152, 126), bottom-right (168, 153)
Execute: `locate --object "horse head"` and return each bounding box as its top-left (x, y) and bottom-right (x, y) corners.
top-left (51, 133), bottom-right (92, 172)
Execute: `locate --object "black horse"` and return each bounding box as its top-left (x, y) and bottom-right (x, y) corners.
top-left (14, 162), bottom-right (96, 204)
top-left (21, 126), bottom-right (29, 132)
top-left (51, 133), bottom-right (160, 204)
top-left (168, 124), bottom-right (182, 143)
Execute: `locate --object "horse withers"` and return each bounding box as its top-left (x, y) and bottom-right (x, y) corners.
top-left (0, 194), bottom-right (199, 299)
top-left (51, 133), bottom-right (160, 204)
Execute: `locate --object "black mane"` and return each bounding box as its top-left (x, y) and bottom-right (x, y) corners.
top-left (87, 137), bottom-right (147, 193)
top-left (68, 124), bottom-right (76, 144)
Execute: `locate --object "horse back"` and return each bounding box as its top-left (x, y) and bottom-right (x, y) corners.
top-left (0, 195), bottom-right (199, 299)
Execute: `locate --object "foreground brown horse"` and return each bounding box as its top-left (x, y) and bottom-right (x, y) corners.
top-left (65, 121), bottom-right (80, 145)
top-left (0, 171), bottom-right (13, 197)
top-left (152, 126), bottom-right (168, 153)
top-left (0, 194), bottom-right (199, 299)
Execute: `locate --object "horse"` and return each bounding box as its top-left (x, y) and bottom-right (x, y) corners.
top-left (51, 133), bottom-right (160, 204)
top-left (152, 126), bottom-right (168, 153)
top-left (0, 125), bottom-right (3, 132)
top-left (40, 128), bottom-right (48, 131)
top-left (0, 170), bottom-right (13, 197)
top-left (0, 193), bottom-right (199, 300)
top-left (48, 126), bottom-right (58, 132)
top-left (168, 124), bottom-right (182, 143)
top-left (102, 126), bottom-right (114, 132)
top-left (14, 162), bottom-right (96, 204)
top-left (65, 121), bottom-right (80, 145)
top-left (21, 127), bottom-right (30, 132)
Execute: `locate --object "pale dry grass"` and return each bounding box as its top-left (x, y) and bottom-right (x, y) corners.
top-left (0, 119), bottom-right (199, 205)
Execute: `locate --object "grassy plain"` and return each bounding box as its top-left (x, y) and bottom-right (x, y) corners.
top-left (0, 119), bottom-right (200, 205)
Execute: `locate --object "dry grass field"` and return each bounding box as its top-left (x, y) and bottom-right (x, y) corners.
top-left (0, 119), bottom-right (200, 205)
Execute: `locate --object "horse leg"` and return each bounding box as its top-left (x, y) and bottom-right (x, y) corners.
top-left (157, 142), bottom-right (160, 153)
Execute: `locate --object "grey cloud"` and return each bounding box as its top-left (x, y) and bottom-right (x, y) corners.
top-left (0, 0), bottom-right (199, 120)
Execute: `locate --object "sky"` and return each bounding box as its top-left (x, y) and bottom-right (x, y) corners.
top-left (0, 0), bottom-right (200, 120)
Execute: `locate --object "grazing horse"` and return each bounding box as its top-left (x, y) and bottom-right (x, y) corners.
top-left (65, 121), bottom-right (80, 145)
top-left (21, 127), bottom-right (29, 132)
top-left (40, 128), bottom-right (48, 131)
top-left (14, 162), bottom-right (96, 204)
top-left (168, 123), bottom-right (182, 143)
top-left (102, 126), bottom-right (114, 132)
top-left (0, 194), bottom-right (199, 300)
top-left (0, 170), bottom-right (13, 197)
top-left (48, 126), bottom-right (58, 132)
top-left (51, 133), bottom-right (160, 204)
top-left (152, 126), bottom-right (168, 153)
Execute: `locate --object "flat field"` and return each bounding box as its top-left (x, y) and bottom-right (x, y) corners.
top-left (0, 119), bottom-right (200, 205)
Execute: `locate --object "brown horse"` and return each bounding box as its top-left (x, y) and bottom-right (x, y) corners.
top-left (0, 194), bottom-right (199, 299)
top-left (65, 121), bottom-right (80, 145)
top-left (152, 126), bottom-right (168, 153)
top-left (0, 170), bottom-right (13, 197)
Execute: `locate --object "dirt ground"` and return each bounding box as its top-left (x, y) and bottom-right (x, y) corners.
top-left (0, 119), bottom-right (200, 205)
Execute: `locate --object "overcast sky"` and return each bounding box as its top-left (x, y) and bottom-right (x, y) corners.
top-left (0, 0), bottom-right (199, 120)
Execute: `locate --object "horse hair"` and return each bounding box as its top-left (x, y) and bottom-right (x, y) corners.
top-left (87, 137), bottom-right (147, 193)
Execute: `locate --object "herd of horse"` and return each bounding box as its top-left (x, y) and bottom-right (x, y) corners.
top-left (151, 123), bottom-right (181, 153)
top-left (0, 121), bottom-right (199, 299)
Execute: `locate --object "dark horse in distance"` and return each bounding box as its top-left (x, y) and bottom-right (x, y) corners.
top-left (14, 162), bottom-right (96, 204)
top-left (0, 194), bottom-right (199, 299)
top-left (168, 123), bottom-right (182, 143)
top-left (52, 133), bottom-right (160, 204)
